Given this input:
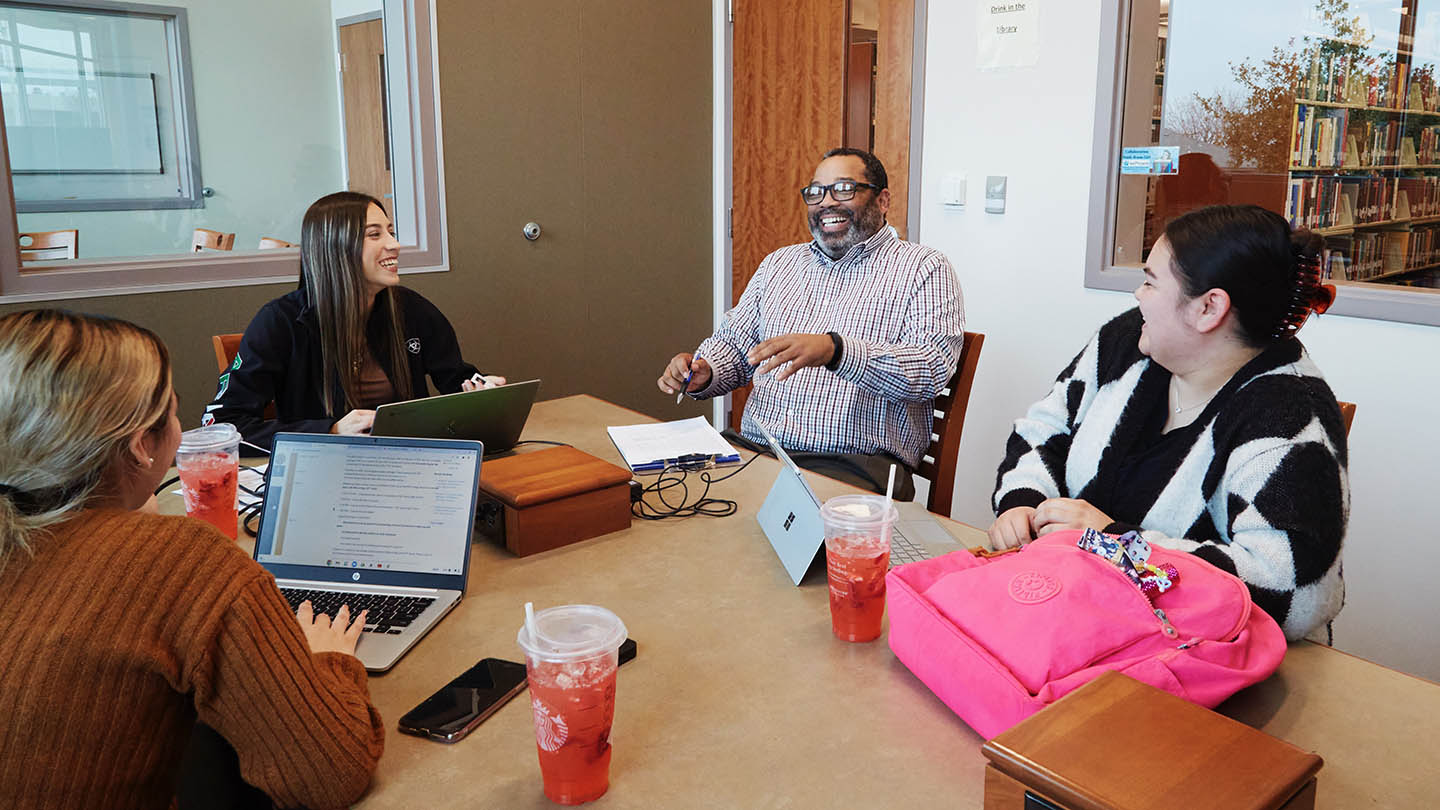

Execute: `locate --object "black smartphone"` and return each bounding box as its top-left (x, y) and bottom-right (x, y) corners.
top-left (398, 657), bottom-right (528, 743)
top-left (398, 641), bottom-right (638, 744)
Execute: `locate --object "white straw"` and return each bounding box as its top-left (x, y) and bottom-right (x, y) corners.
top-left (884, 463), bottom-right (896, 513)
top-left (524, 601), bottom-right (537, 641)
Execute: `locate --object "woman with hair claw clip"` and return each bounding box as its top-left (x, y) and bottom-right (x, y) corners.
top-left (989, 204), bottom-right (1346, 641)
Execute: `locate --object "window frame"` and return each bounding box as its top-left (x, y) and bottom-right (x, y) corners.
top-left (1086, 0), bottom-right (1440, 327)
top-left (0, 0), bottom-right (205, 213)
top-left (0, 0), bottom-right (449, 302)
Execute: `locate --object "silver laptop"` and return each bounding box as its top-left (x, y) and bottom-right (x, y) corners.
top-left (372, 379), bottom-right (540, 454)
top-left (752, 422), bottom-right (961, 584)
top-left (255, 432), bottom-right (483, 672)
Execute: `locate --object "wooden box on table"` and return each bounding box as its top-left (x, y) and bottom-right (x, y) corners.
top-left (981, 671), bottom-right (1322, 810)
top-left (475, 445), bottom-right (632, 556)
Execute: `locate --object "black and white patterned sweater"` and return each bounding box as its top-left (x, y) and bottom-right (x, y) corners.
top-left (993, 308), bottom-right (1347, 640)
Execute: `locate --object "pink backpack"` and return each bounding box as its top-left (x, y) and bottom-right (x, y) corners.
top-left (886, 530), bottom-right (1287, 739)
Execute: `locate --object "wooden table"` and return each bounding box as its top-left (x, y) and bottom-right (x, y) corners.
top-left (171, 395), bottom-right (1440, 808)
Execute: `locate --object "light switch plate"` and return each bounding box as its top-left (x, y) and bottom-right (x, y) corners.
top-left (985, 176), bottom-right (1007, 213)
top-left (942, 173), bottom-right (967, 208)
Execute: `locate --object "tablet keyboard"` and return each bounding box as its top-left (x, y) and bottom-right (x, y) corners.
top-left (888, 525), bottom-right (933, 567)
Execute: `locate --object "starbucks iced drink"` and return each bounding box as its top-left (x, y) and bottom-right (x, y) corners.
top-left (821, 495), bottom-right (899, 642)
top-left (517, 604), bottom-right (628, 805)
top-left (175, 423), bottom-right (240, 539)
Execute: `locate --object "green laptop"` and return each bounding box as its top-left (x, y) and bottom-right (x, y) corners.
top-left (371, 379), bottom-right (540, 453)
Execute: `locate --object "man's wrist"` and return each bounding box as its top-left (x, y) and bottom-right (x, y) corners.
top-left (824, 331), bottom-right (844, 371)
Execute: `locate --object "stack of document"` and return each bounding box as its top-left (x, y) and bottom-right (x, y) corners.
top-left (607, 417), bottom-right (741, 474)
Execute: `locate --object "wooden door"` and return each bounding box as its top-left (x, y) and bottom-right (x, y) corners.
top-left (731, 0), bottom-right (846, 429)
top-left (339, 18), bottom-right (392, 202)
top-left (432, 0), bottom-right (711, 416)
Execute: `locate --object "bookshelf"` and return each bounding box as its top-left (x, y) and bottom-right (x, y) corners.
top-left (1287, 47), bottom-right (1440, 284)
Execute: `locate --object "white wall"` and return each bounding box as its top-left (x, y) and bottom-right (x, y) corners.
top-left (17, 0), bottom-right (344, 257)
top-left (920, 2), bottom-right (1440, 680)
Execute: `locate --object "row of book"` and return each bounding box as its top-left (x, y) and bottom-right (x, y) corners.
top-left (1291, 105), bottom-right (1440, 168)
top-left (1319, 225), bottom-right (1440, 282)
top-left (1397, 176), bottom-right (1440, 218)
top-left (1297, 51), bottom-right (1407, 109)
top-left (1286, 175), bottom-right (1395, 230)
top-left (1320, 233), bottom-right (1384, 281)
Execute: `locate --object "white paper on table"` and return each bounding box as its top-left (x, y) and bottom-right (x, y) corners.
top-left (606, 417), bottom-right (738, 471)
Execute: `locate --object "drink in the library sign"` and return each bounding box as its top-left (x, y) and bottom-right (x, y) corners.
top-left (517, 604), bottom-right (628, 806)
top-left (821, 495), bottom-right (898, 643)
top-left (175, 423), bottom-right (241, 539)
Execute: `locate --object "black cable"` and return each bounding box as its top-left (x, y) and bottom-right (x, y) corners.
top-left (630, 451), bottom-right (764, 520)
top-left (511, 439), bottom-right (571, 449)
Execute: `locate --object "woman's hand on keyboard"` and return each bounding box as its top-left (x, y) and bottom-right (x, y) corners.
top-left (296, 600), bottom-right (368, 657)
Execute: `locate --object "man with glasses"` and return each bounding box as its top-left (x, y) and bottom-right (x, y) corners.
top-left (657, 147), bottom-right (964, 499)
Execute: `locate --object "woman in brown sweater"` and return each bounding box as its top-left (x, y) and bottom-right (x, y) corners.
top-left (0, 310), bottom-right (384, 809)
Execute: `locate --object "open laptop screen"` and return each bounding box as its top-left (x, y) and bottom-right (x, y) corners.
top-left (256, 434), bottom-right (481, 583)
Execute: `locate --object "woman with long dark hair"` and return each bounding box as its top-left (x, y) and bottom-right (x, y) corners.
top-left (206, 192), bottom-right (500, 449)
top-left (989, 204), bottom-right (1346, 641)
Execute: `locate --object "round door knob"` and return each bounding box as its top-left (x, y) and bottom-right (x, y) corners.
top-left (523, 222), bottom-right (541, 241)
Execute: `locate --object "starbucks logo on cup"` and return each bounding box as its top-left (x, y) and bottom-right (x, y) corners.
top-left (531, 697), bottom-right (569, 751)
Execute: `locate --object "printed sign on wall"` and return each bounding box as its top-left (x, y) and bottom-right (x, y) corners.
top-left (978, 2), bottom-right (1039, 70)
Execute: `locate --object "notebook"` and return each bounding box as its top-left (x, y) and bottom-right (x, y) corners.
top-left (371, 379), bottom-right (540, 454)
top-left (606, 416), bottom-right (741, 473)
top-left (752, 422), bottom-right (961, 585)
top-left (254, 433), bottom-right (483, 672)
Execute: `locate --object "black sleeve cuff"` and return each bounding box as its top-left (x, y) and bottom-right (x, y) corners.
top-left (824, 331), bottom-right (844, 371)
top-left (996, 488), bottom-right (1047, 514)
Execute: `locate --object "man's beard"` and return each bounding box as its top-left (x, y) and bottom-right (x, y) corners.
top-left (808, 198), bottom-right (885, 259)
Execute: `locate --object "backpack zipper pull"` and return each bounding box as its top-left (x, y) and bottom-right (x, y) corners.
top-left (1154, 608), bottom-right (1178, 638)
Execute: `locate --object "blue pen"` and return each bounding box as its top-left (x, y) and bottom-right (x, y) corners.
top-left (676, 351), bottom-right (702, 404)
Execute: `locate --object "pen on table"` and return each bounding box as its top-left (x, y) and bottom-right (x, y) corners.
top-left (676, 352), bottom-right (703, 404)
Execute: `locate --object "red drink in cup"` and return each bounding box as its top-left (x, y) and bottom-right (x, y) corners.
top-left (821, 495), bottom-right (899, 643)
top-left (517, 604), bottom-right (628, 805)
top-left (175, 424), bottom-right (241, 539)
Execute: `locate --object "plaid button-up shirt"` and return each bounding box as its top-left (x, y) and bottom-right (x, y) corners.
top-left (694, 226), bottom-right (965, 468)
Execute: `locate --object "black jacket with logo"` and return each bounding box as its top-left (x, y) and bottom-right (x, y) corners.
top-left (203, 285), bottom-right (479, 450)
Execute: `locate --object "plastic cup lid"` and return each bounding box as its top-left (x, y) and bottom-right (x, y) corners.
top-left (177, 423), bottom-right (240, 453)
top-left (516, 604), bottom-right (628, 663)
top-left (820, 494), bottom-right (899, 527)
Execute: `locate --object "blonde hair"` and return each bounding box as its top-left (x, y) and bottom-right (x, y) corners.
top-left (0, 310), bottom-right (172, 563)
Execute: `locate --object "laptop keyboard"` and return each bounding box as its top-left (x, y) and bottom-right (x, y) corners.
top-left (888, 525), bottom-right (934, 568)
top-left (279, 588), bottom-right (435, 635)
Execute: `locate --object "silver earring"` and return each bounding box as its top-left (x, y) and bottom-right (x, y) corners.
top-left (147, 457), bottom-right (154, 466)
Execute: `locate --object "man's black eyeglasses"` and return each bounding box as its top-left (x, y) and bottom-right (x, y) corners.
top-left (800, 180), bottom-right (882, 205)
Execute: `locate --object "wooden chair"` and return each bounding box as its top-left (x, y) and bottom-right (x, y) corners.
top-left (18, 229), bottom-right (78, 261)
top-left (212, 333), bottom-right (243, 373)
top-left (1338, 401), bottom-right (1356, 436)
top-left (192, 228), bottom-right (236, 252)
top-left (212, 333), bottom-right (276, 419)
top-left (257, 237), bottom-right (296, 249)
top-left (919, 331), bottom-right (985, 518)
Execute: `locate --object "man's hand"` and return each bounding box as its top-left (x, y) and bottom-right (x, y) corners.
top-left (657, 353), bottom-right (712, 396)
top-left (296, 600), bottom-right (367, 657)
top-left (330, 409), bottom-right (375, 435)
top-left (988, 506), bottom-right (1036, 550)
top-left (747, 333), bottom-right (835, 381)
top-left (1032, 498), bottom-right (1114, 537)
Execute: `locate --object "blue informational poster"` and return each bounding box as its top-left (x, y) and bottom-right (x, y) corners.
top-left (1120, 146), bottom-right (1180, 176)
